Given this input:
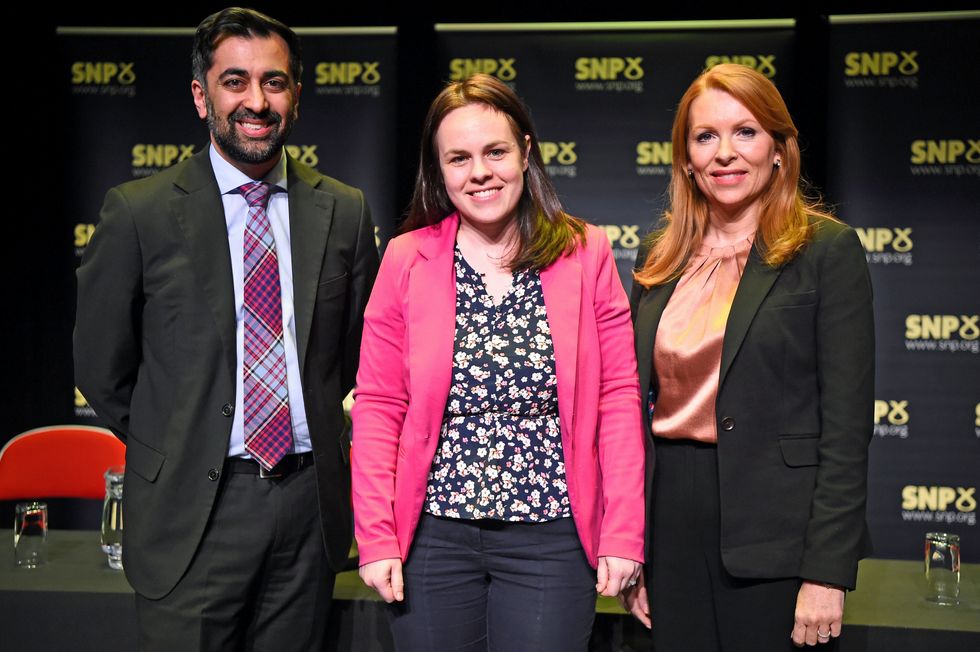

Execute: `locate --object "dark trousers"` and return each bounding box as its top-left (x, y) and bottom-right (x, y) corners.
top-left (389, 514), bottom-right (597, 652)
top-left (135, 461), bottom-right (334, 652)
top-left (649, 438), bottom-right (833, 652)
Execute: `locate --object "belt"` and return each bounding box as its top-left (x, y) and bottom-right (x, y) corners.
top-left (225, 452), bottom-right (314, 479)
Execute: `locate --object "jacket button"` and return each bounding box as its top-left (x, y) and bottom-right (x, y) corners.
top-left (721, 417), bottom-right (736, 431)
top-left (221, 403), bottom-right (234, 417)
top-left (207, 468), bottom-right (220, 481)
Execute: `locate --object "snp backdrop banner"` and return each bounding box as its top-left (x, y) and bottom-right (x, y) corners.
top-left (59, 27), bottom-right (397, 428)
top-left (435, 21), bottom-right (795, 287)
top-left (827, 13), bottom-right (980, 561)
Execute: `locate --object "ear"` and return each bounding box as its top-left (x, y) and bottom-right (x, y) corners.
top-left (191, 80), bottom-right (208, 120)
top-left (522, 134), bottom-right (531, 171)
top-left (294, 81), bottom-right (302, 117)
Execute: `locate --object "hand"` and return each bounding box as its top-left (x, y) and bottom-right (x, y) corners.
top-left (596, 555), bottom-right (642, 598)
top-left (791, 580), bottom-right (845, 646)
top-left (617, 571), bottom-right (651, 629)
top-left (358, 558), bottom-right (405, 603)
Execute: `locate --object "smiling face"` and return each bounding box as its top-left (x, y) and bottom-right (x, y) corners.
top-left (686, 88), bottom-right (779, 227)
top-left (435, 103), bottom-right (530, 237)
top-left (191, 34), bottom-right (300, 178)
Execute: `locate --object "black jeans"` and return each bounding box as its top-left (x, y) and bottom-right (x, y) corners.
top-left (389, 514), bottom-right (597, 652)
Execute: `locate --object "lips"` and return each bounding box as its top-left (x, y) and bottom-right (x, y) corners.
top-left (230, 109), bottom-right (280, 139)
top-left (710, 169), bottom-right (747, 185)
top-left (467, 187), bottom-right (502, 200)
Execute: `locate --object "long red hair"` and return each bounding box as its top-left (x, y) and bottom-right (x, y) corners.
top-left (635, 64), bottom-right (836, 286)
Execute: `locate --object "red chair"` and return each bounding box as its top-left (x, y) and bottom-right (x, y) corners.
top-left (0, 425), bottom-right (126, 500)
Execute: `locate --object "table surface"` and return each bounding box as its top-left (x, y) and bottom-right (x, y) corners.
top-left (3, 530), bottom-right (978, 633)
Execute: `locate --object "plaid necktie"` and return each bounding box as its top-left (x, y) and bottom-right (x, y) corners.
top-left (239, 181), bottom-right (292, 471)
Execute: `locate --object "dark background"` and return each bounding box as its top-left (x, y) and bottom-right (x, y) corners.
top-left (9, 1), bottom-right (977, 534)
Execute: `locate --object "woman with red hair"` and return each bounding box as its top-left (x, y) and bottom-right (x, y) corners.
top-left (625, 63), bottom-right (874, 650)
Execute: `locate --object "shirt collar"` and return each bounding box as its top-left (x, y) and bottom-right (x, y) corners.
top-left (209, 144), bottom-right (289, 195)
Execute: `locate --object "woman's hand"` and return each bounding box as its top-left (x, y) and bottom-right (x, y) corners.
top-left (358, 558), bottom-right (405, 603)
top-left (791, 580), bottom-right (845, 646)
top-left (617, 571), bottom-right (651, 629)
top-left (596, 555), bottom-right (642, 597)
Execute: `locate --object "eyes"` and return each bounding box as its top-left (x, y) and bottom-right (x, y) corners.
top-left (220, 76), bottom-right (290, 92)
top-left (692, 126), bottom-right (759, 144)
top-left (446, 148), bottom-right (510, 167)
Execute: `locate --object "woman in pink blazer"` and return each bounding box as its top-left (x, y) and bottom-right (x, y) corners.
top-left (351, 74), bottom-right (645, 651)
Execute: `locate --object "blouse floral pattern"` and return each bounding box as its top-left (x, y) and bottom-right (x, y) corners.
top-left (424, 247), bottom-right (571, 522)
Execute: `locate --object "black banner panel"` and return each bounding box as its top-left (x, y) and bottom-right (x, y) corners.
top-left (436, 20), bottom-right (796, 287)
top-left (827, 13), bottom-right (979, 561)
top-left (59, 26), bottom-right (397, 427)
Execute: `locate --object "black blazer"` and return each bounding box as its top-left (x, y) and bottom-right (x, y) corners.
top-left (631, 218), bottom-right (874, 589)
top-left (74, 149), bottom-right (379, 598)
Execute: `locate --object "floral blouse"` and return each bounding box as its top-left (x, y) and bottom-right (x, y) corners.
top-left (424, 247), bottom-right (571, 522)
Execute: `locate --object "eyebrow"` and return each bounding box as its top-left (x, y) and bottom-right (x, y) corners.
top-left (442, 140), bottom-right (512, 155)
top-left (216, 68), bottom-right (290, 81)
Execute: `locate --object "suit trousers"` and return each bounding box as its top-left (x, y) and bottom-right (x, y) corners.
top-left (134, 460), bottom-right (334, 652)
top-left (648, 438), bottom-right (837, 652)
top-left (389, 514), bottom-right (597, 652)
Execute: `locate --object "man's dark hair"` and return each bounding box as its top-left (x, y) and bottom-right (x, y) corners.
top-left (192, 7), bottom-right (303, 85)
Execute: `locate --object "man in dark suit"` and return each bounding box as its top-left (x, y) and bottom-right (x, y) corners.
top-left (74, 8), bottom-right (379, 650)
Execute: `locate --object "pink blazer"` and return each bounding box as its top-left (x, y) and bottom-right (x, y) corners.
top-left (351, 213), bottom-right (645, 567)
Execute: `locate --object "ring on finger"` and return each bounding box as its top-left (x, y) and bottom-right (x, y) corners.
top-left (817, 630), bottom-right (831, 639)
top-left (627, 578), bottom-right (637, 588)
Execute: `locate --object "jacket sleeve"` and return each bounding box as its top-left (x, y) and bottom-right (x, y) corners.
top-left (350, 240), bottom-right (411, 565)
top-left (74, 186), bottom-right (144, 442)
top-left (800, 225), bottom-right (875, 589)
top-left (589, 229), bottom-right (646, 563)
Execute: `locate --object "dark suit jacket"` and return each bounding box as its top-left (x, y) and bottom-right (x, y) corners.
top-left (74, 149), bottom-right (379, 599)
top-left (631, 218), bottom-right (874, 589)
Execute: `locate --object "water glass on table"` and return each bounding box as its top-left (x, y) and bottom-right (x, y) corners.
top-left (14, 501), bottom-right (48, 568)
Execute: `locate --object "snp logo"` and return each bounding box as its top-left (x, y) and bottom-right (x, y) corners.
top-left (599, 225), bottom-right (641, 250)
top-left (74, 387), bottom-right (96, 417)
top-left (574, 57), bottom-right (643, 81)
top-left (856, 227), bottom-right (913, 252)
top-left (636, 141), bottom-right (672, 166)
top-left (74, 387), bottom-right (90, 409)
top-left (906, 315), bottom-right (979, 340)
top-left (844, 51), bottom-right (918, 76)
top-left (74, 223), bottom-right (96, 250)
top-left (315, 62), bottom-right (381, 85)
top-left (132, 144), bottom-right (195, 168)
top-left (874, 400), bottom-right (909, 438)
top-left (449, 58), bottom-right (516, 81)
top-left (540, 142), bottom-right (576, 178)
top-left (875, 400), bottom-right (909, 425)
top-left (285, 145), bottom-right (319, 168)
top-left (705, 55), bottom-right (775, 78)
top-left (910, 140), bottom-right (980, 164)
top-left (540, 142), bottom-right (577, 166)
top-left (903, 486), bottom-right (976, 513)
top-left (71, 61), bottom-right (136, 85)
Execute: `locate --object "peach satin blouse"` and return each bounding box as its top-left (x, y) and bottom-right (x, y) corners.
top-left (651, 237), bottom-right (753, 443)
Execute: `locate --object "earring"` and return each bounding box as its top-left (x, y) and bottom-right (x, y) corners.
top-left (774, 159), bottom-right (781, 169)
top-left (687, 168), bottom-right (694, 179)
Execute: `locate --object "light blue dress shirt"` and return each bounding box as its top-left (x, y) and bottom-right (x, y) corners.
top-left (209, 145), bottom-right (311, 457)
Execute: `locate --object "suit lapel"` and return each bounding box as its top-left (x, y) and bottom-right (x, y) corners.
top-left (719, 246), bottom-right (781, 387)
top-left (410, 215), bottom-right (458, 436)
top-left (287, 158), bottom-right (335, 373)
top-left (633, 278), bottom-right (679, 403)
top-left (171, 151), bottom-right (237, 380)
top-left (541, 256), bottom-right (581, 440)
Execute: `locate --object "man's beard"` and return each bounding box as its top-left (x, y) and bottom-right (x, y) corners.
top-left (206, 95), bottom-right (296, 166)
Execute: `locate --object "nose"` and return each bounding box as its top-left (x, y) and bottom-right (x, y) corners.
top-left (470, 156), bottom-right (492, 182)
top-left (243, 80), bottom-right (270, 113)
top-left (715, 135), bottom-right (737, 163)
